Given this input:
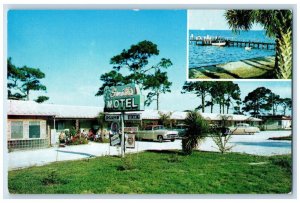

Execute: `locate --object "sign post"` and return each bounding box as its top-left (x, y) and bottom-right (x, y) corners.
top-left (103, 84), bottom-right (144, 158)
top-left (121, 112), bottom-right (125, 157)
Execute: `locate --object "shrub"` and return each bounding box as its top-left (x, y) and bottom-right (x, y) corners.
top-left (66, 135), bottom-right (89, 145)
top-left (211, 133), bottom-right (234, 154)
top-left (211, 115), bottom-right (234, 154)
top-left (118, 154), bottom-right (136, 171)
top-left (270, 156), bottom-right (292, 174)
top-left (182, 111), bottom-right (209, 155)
top-left (69, 127), bottom-right (77, 137)
top-left (41, 170), bottom-right (66, 185)
top-left (167, 153), bottom-right (181, 163)
top-left (259, 125), bottom-right (266, 131)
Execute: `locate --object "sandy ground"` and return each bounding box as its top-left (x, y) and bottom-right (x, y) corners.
top-left (6, 130), bottom-right (291, 170)
top-left (189, 56), bottom-right (275, 79)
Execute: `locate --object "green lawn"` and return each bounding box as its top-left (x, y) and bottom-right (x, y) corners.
top-left (8, 151), bottom-right (292, 194)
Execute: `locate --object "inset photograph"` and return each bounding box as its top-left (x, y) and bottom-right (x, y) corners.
top-left (188, 10), bottom-right (292, 80)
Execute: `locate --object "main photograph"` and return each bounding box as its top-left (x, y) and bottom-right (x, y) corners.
top-left (6, 9), bottom-right (292, 194)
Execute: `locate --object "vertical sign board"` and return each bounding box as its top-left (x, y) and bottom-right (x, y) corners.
top-left (124, 127), bottom-right (138, 149)
top-left (109, 122), bottom-right (121, 146)
top-left (103, 84), bottom-right (144, 157)
top-left (126, 134), bottom-right (135, 148)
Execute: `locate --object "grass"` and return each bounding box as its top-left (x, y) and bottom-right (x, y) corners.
top-left (8, 151), bottom-right (292, 194)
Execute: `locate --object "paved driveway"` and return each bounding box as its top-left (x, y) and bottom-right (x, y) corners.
top-left (7, 130), bottom-right (291, 170)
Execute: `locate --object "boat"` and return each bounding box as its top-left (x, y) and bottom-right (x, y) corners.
top-left (211, 41), bottom-right (226, 46)
top-left (245, 46), bottom-right (252, 51)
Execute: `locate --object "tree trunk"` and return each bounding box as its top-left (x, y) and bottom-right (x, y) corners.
top-left (156, 92), bottom-right (159, 110)
top-left (222, 102), bottom-right (225, 114)
top-left (226, 96), bottom-right (230, 114)
top-left (201, 94), bottom-right (205, 113)
top-left (26, 89), bottom-right (29, 100)
top-left (275, 29), bottom-right (292, 79)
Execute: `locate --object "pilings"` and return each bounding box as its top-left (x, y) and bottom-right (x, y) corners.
top-left (189, 38), bottom-right (276, 50)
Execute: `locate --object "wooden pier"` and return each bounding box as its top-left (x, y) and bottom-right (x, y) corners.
top-left (189, 37), bottom-right (276, 50)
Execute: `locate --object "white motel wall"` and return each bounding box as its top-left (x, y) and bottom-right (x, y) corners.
top-left (6, 100), bottom-right (262, 150)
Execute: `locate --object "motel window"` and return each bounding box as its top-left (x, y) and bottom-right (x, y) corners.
top-left (11, 121), bottom-right (23, 139)
top-left (57, 121), bottom-right (65, 132)
top-left (29, 121), bottom-right (41, 138)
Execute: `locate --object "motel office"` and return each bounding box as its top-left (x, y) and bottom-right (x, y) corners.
top-left (7, 100), bottom-right (264, 150)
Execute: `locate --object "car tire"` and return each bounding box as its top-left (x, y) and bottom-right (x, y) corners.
top-left (171, 139), bottom-right (175, 142)
top-left (158, 135), bottom-right (163, 143)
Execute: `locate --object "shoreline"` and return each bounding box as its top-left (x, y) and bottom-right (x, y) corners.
top-left (189, 55), bottom-right (275, 79)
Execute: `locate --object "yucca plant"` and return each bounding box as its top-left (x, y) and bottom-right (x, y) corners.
top-left (182, 111), bottom-right (209, 155)
top-left (211, 115), bottom-right (234, 154)
top-left (225, 10), bottom-right (292, 79)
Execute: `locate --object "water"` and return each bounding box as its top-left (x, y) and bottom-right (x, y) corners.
top-left (189, 30), bottom-right (276, 68)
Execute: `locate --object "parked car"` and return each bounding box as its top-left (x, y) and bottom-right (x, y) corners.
top-left (172, 124), bottom-right (188, 138)
top-left (229, 123), bottom-right (260, 135)
top-left (136, 125), bottom-right (178, 142)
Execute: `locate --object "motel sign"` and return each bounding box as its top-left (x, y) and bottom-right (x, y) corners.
top-left (103, 84), bottom-right (144, 112)
top-left (103, 84), bottom-right (144, 157)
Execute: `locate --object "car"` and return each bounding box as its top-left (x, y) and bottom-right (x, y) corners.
top-left (229, 123), bottom-right (260, 135)
top-left (136, 125), bottom-right (178, 142)
top-left (172, 124), bottom-right (188, 138)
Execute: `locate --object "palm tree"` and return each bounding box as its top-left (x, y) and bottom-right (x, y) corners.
top-left (97, 112), bottom-right (107, 141)
top-left (158, 111), bottom-right (173, 128)
top-left (225, 10), bottom-right (292, 79)
top-left (182, 111), bottom-right (209, 155)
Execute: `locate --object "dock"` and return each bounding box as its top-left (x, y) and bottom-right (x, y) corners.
top-left (189, 35), bottom-right (276, 50)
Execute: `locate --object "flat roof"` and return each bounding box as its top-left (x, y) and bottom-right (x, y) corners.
top-left (7, 100), bottom-right (262, 121)
top-left (7, 100), bottom-right (102, 119)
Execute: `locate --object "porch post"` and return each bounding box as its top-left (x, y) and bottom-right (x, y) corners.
top-left (76, 119), bottom-right (79, 131)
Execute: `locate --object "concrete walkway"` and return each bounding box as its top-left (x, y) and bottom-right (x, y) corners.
top-left (7, 130), bottom-right (291, 170)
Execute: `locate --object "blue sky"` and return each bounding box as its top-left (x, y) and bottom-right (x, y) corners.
top-left (7, 10), bottom-right (291, 114)
top-left (188, 10), bottom-right (263, 30)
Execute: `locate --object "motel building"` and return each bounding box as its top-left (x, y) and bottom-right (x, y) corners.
top-left (7, 100), bottom-right (262, 151)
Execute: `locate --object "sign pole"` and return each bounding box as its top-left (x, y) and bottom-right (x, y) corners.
top-left (121, 112), bottom-right (125, 158)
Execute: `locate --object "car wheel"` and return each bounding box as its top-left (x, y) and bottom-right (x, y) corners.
top-left (171, 139), bottom-right (175, 142)
top-left (158, 135), bottom-right (163, 143)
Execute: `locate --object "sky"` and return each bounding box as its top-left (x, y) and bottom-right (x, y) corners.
top-left (188, 10), bottom-right (263, 30)
top-left (7, 10), bottom-right (292, 115)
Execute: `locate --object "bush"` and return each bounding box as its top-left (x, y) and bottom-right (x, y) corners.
top-left (41, 170), bottom-right (66, 185)
top-left (167, 153), bottom-right (181, 163)
top-left (69, 127), bottom-right (77, 136)
top-left (182, 111), bottom-right (208, 155)
top-left (66, 135), bottom-right (89, 145)
top-left (211, 133), bottom-right (234, 154)
top-left (210, 116), bottom-right (235, 154)
top-left (259, 125), bottom-right (266, 131)
top-left (118, 154), bottom-right (136, 171)
top-left (270, 156), bottom-right (292, 174)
